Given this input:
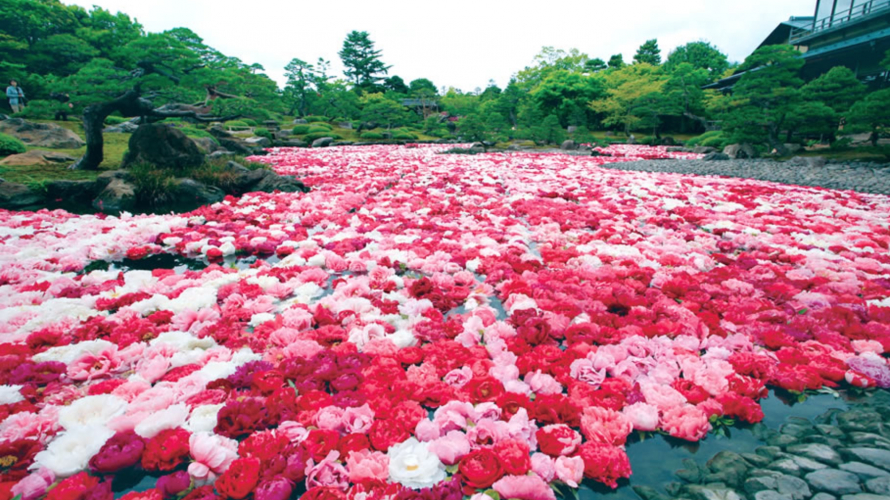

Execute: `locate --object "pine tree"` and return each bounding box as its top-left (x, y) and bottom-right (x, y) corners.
top-left (634, 39), bottom-right (662, 66)
top-left (338, 31), bottom-right (391, 90)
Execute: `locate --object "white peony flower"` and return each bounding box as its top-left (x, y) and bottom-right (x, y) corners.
top-left (33, 427), bottom-right (115, 477)
top-left (58, 394), bottom-right (127, 430)
top-left (387, 437), bottom-right (446, 489)
top-left (134, 403), bottom-right (189, 438)
top-left (0, 385), bottom-right (24, 405)
top-left (185, 404), bottom-right (224, 433)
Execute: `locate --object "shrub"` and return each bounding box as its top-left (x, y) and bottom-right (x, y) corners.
top-left (128, 163), bottom-right (178, 207)
top-left (392, 131), bottom-right (417, 140)
top-left (179, 126), bottom-right (217, 141)
top-left (292, 125), bottom-right (311, 135)
top-left (0, 133), bottom-right (26, 157)
top-left (225, 120), bottom-right (250, 131)
top-left (243, 119), bottom-right (258, 127)
top-left (254, 128), bottom-right (273, 140)
top-left (688, 131), bottom-right (729, 149)
top-left (303, 132), bottom-right (340, 142)
top-left (13, 100), bottom-right (59, 120)
top-left (305, 115), bottom-right (328, 123)
top-left (360, 132), bottom-right (384, 140)
top-left (307, 126), bottom-right (332, 134)
top-left (104, 115), bottom-right (128, 125)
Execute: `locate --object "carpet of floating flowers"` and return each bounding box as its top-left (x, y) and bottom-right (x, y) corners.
top-left (1, 144), bottom-right (890, 500)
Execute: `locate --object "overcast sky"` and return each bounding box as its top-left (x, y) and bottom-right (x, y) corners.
top-left (63, 0), bottom-right (816, 92)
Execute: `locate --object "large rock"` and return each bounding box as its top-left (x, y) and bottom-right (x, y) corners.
top-left (561, 140), bottom-right (578, 151)
top-left (220, 162), bottom-right (309, 195)
top-left (788, 444), bottom-right (844, 466)
top-left (805, 469), bottom-right (862, 496)
top-left (844, 448), bottom-right (890, 471)
top-left (723, 143), bottom-right (758, 159)
top-left (693, 146), bottom-right (716, 154)
top-left (175, 179), bottom-right (225, 207)
top-left (122, 124), bottom-right (205, 170)
top-left (245, 136), bottom-right (272, 148)
top-left (704, 152), bottom-right (731, 161)
top-left (275, 139), bottom-right (308, 148)
top-left (865, 477), bottom-right (890, 495)
top-left (44, 180), bottom-right (96, 205)
top-left (190, 137), bottom-right (221, 154)
top-left (103, 121), bottom-right (140, 133)
top-left (312, 137), bottom-right (334, 148)
top-left (0, 118), bottom-right (85, 148)
top-left (0, 180), bottom-right (45, 209)
top-left (841, 462), bottom-right (890, 481)
top-left (0, 150), bottom-right (76, 166)
top-left (93, 177), bottom-right (136, 213)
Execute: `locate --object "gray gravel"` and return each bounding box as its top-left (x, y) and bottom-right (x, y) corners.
top-left (597, 158), bottom-right (890, 196)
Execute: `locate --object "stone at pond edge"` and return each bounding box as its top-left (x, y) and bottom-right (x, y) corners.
top-left (839, 495), bottom-right (890, 500)
top-left (811, 495), bottom-right (836, 500)
top-left (561, 140), bottom-right (578, 150)
top-left (632, 485), bottom-right (671, 500)
top-left (245, 136), bottom-right (272, 147)
top-left (175, 179), bottom-right (225, 206)
top-left (312, 137), bottom-right (334, 148)
top-left (865, 477), bottom-right (890, 495)
top-left (805, 469), bottom-right (862, 495)
top-left (844, 448), bottom-right (890, 471)
top-left (44, 180), bottom-right (96, 205)
top-left (93, 178), bottom-right (136, 212)
top-left (703, 152), bottom-right (731, 161)
top-left (121, 124), bottom-right (205, 170)
top-left (841, 462), bottom-right (890, 480)
top-left (682, 484), bottom-right (743, 500)
top-left (0, 180), bottom-right (45, 209)
top-left (756, 492), bottom-right (794, 500)
top-left (723, 143), bottom-right (758, 159)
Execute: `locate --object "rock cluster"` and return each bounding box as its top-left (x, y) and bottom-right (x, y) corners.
top-left (635, 391), bottom-right (890, 500)
top-left (0, 117), bottom-right (85, 149)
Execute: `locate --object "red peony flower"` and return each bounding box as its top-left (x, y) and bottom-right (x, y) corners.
top-left (577, 442), bottom-right (631, 489)
top-left (458, 448), bottom-right (505, 491)
top-left (141, 428), bottom-right (190, 472)
top-left (216, 457), bottom-right (261, 500)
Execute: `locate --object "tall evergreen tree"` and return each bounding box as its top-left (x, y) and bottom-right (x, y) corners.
top-left (634, 39), bottom-right (662, 65)
top-left (338, 30), bottom-right (390, 90)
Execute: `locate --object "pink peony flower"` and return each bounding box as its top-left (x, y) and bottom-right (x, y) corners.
top-left (306, 450), bottom-right (349, 490)
top-left (492, 474), bottom-right (557, 500)
top-left (555, 456), bottom-right (585, 488)
top-left (345, 449), bottom-right (389, 484)
top-left (662, 405), bottom-right (711, 441)
top-left (188, 432), bottom-right (239, 482)
top-left (580, 406), bottom-right (633, 446)
top-left (622, 402), bottom-right (660, 431)
top-left (428, 430), bottom-right (471, 465)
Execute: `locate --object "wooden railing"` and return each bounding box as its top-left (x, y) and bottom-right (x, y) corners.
top-left (790, 0), bottom-right (890, 43)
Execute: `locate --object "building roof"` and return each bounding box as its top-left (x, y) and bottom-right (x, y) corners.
top-left (758, 16), bottom-right (815, 49)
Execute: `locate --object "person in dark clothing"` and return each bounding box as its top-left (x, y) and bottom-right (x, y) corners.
top-left (50, 92), bottom-right (73, 121)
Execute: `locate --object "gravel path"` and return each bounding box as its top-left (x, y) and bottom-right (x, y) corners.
top-left (598, 158), bottom-right (890, 196)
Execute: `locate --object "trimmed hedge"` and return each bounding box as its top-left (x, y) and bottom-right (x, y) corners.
top-left (303, 132), bottom-right (341, 142)
top-left (304, 116), bottom-right (328, 123)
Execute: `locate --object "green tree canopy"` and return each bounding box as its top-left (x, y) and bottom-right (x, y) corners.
top-left (802, 66), bottom-right (866, 114)
top-left (848, 89), bottom-right (890, 146)
top-left (634, 39), bottom-right (662, 65)
top-left (664, 41), bottom-right (729, 81)
top-left (409, 78), bottom-right (437, 97)
top-left (339, 30), bottom-right (390, 90)
top-left (608, 54), bottom-right (626, 69)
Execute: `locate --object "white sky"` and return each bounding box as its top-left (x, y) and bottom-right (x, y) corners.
top-left (63, 0), bottom-right (816, 92)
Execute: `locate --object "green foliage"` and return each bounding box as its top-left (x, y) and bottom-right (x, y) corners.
top-left (848, 89), bottom-right (890, 146)
top-left (785, 101), bottom-right (839, 138)
top-left (802, 66), bottom-right (866, 114)
top-left (13, 99), bottom-right (61, 119)
top-left (359, 93), bottom-right (409, 129)
top-left (664, 41), bottom-right (729, 81)
top-left (292, 125), bottom-right (311, 135)
top-left (305, 116), bottom-right (328, 122)
top-left (179, 126), bottom-right (216, 141)
top-left (720, 45), bottom-right (805, 147)
top-left (608, 54), bottom-right (625, 69)
top-left (360, 132), bottom-right (384, 140)
top-left (225, 120), bottom-right (250, 131)
top-left (589, 63), bottom-right (668, 134)
top-left (242, 119), bottom-right (258, 127)
top-left (530, 70), bottom-right (605, 127)
top-left (531, 114), bottom-right (565, 145)
top-left (104, 115), bottom-right (128, 125)
top-left (688, 131), bottom-right (729, 149)
top-left (253, 127), bottom-right (273, 140)
top-left (128, 163), bottom-right (178, 206)
top-left (0, 132), bottom-right (26, 156)
top-left (339, 31), bottom-right (390, 89)
top-left (634, 39), bottom-right (662, 66)
top-left (307, 126), bottom-right (332, 134)
top-left (303, 132), bottom-right (340, 142)
top-left (409, 78), bottom-right (437, 97)
top-left (391, 130), bottom-right (417, 140)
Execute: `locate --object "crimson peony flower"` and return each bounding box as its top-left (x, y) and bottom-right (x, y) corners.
top-left (90, 431), bottom-right (145, 473)
top-left (141, 428), bottom-right (190, 472)
top-left (458, 448), bottom-right (505, 491)
top-left (216, 457), bottom-right (261, 500)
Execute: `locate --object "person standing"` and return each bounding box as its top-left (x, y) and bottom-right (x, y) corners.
top-left (50, 92), bottom-right (73, 121)
top-left (6, 80), bottom-right (25, 113)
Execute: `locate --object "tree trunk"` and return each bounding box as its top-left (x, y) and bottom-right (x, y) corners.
top-left (872, 129), bottom-right (879, 147)
top-left (69, 104), bottom-right (111, 170)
